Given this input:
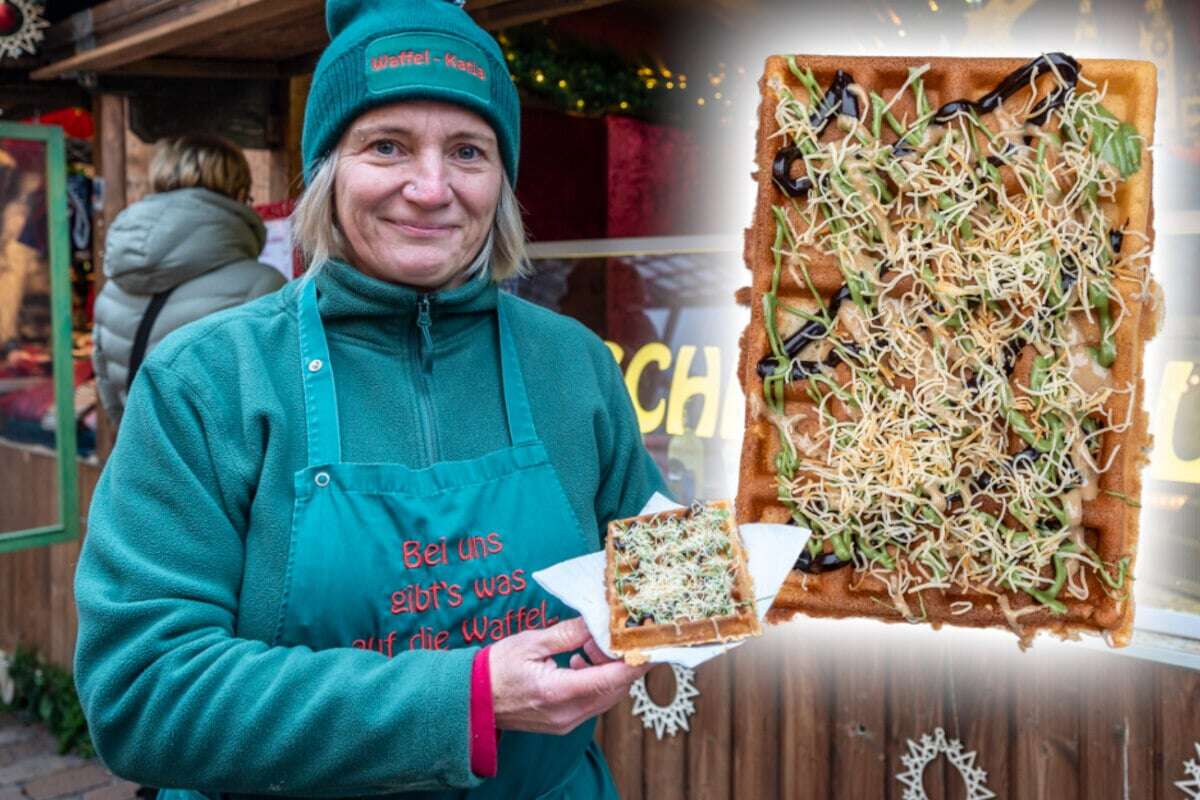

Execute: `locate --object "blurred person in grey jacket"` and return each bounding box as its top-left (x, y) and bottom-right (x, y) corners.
top-left (92, 135), bottom-right (286, 422)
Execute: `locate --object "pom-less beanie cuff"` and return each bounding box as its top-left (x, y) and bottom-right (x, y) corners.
top-left (301, 0), bottom-right (520, 184)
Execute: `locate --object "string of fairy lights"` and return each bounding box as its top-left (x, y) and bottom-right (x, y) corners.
top-left (495, 28), bottom-right (743, 123)
top-left (495, 1), bottom-right (1178, 126)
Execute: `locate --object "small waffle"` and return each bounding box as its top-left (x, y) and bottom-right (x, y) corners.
top-left (606, 501), bottom-right (761, 664)
top-left (736, 54), bottom-right (1159, 646)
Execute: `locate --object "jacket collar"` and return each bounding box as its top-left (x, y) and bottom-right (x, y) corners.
top-left (309, 258), bottom-right (499, 347)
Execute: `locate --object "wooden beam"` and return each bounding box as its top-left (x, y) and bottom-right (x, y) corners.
top-left (84, 0), bottom-right (200, 36)
top-left (472, 0), bottom-right (622, 29)
top-left (284, 72), bottom-right (311, 197)
top-left (108, 57), bottom-right (284, 79)
top-left (92, 92), bottom-right (127, 463)
top-left (464, 0), bottom-right (514, 10)
top-left (278, 52), bottom-right (321, 77)
top-left (31, 0), bottom-right (320, 80)
top-left (0, 79), bottom-right (90, 116)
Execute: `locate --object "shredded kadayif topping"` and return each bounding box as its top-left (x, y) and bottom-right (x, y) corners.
top-left (612, 503), bottom-right (747, 625)
top-left (761, 58), bottom-right (1147, 625)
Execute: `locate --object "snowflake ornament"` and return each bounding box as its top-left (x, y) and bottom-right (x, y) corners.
top-left (628, 663), bottom-right (699, 739)
top-left (1176, 743), bottom-right (1200, 800)
top-left (0, 1), bottom-right (47, 61)
top-left (895, 727), bottom-right (995, 800)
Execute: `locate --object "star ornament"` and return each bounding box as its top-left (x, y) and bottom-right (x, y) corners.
top-left (0, 1), bottom-right (47, 61)
top-left (1176, 743), bottom-right (1200, 800)
top-left (628, 663), bottom-right (699, 740)
top-left (895, 728), bottom-right (995, 800)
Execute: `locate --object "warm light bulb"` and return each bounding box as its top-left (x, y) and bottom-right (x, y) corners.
top-left (534, 71), bottom-right (545, 83)
top-left (558, 79), bottom-right (567, 89)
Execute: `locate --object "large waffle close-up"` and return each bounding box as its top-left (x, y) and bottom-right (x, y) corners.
top-left (736, 54), bottom-right (1159, 646)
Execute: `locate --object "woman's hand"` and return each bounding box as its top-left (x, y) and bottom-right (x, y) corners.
top-left (489, 617), bottom-right (652, 735)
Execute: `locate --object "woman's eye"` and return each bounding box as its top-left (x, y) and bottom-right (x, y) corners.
top-left (455, 144), bottom-right (480, 160)
top-left (373, 140), bottom-right (399, 156)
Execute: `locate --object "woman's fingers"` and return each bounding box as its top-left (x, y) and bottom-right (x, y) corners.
top-left (556, 657), bottom-right (652, 700)
top-left (491, 618), bottom-right (657, 734)
top-left (527, 617), bottom-right (592, 658)
top-left (581, 637), bottom-right (616, 666)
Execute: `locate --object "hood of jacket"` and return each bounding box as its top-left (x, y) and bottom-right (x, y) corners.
top-left (103, 187), bottom-right (268, 294)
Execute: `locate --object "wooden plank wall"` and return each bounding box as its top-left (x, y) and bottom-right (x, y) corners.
top-left (1, 442), bottom-right (1197, 798)
top-left (598, 616), bottom-right (1200, 799)
top-left (0, 445), bottom-right (97, 668)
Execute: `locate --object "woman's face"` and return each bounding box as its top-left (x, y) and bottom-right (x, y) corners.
top-left (334, 101), bottom-right (503, 289)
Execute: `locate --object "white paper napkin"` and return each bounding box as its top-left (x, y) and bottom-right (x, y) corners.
top-left (532, 493), bottom-right (811, 668)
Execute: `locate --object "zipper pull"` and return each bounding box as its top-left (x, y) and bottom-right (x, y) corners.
top-left (416, 295), bottom-right (434, 371)
top-left (416, 295), bottom-right (433, 349)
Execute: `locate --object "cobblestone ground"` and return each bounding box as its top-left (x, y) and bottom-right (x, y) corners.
top-left (0, 713), bottom-right (140, 800)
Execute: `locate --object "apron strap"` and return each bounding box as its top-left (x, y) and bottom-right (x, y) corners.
top-left (297, 278), bottom-right (343, 466)
top-left (497, 292), bottom-right (538, 446)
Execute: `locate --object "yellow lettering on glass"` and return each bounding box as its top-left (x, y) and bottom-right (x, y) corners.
top-left (666, 346), bottom-right (721, 437)
top-left (623, 343), bottom-right (671, 433)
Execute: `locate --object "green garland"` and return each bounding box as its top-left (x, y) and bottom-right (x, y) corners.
top-left (497, 26), bottom-right (691, 119)
top-left (1, 645), bottom-right (95, 757)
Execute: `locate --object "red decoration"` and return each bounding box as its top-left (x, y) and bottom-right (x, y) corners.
top-left (514, 107), bottom-right (607, 243)
top-left (605, 115), bottom-right (699, 238)
top-left (0, 4), bottom-right (20, 36)
top-left (26, 107), bottom-right (94, 140)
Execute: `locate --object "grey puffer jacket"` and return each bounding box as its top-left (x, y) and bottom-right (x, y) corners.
top-left (92, 187), bottom-right (286, 421)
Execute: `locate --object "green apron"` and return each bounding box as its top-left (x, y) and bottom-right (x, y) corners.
top-left (161, 278), bottom-right (616, 800)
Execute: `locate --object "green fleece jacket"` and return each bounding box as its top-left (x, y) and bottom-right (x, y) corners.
top-left (74, 259), bottom-right (665, 796)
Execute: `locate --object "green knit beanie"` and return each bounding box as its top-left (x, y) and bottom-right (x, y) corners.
top-left (302, 0), bottom-right (520, 183)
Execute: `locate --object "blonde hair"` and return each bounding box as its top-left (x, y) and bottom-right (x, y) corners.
top-left (291, 149), bottom-right (529, 282)
top-left (150, 135), bottom-right (253, 202)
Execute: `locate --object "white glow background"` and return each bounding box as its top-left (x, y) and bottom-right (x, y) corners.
top-left (669, 0), bottom-right (1200, 659)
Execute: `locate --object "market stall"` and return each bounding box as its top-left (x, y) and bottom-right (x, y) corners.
top-left (0, 0), bottom-right (1197, 797)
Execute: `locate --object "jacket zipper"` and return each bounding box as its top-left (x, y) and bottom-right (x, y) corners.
top-left (414, 295), bottom-right (439, 465)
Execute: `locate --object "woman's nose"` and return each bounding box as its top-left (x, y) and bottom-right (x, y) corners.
top-left (402, 153), bottom-right (453, 207)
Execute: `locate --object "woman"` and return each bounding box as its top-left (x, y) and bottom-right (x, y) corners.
top-left (73, 0), bottom-right (665, 798)
top-left (91, 134), bottom-right (285, 422)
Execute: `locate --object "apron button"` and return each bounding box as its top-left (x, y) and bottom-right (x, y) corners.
top-left (315, 472), bottom-right (330, 487)
top-left (308, 358), bottom-right (323, 372)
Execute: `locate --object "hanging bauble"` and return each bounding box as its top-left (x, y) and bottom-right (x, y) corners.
top-left (0, 1), bottom-right (46, 60)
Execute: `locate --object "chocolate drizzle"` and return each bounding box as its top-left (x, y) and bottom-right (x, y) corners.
top-left (773, 70), bottom-right (860, 197)
top-left (795, 548), bottom-right (854, 574)
top-left (933, 52), bottom-right (1080, 126)
top-left (772, 146), bottom-right (813, 197)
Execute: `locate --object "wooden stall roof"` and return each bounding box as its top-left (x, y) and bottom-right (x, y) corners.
top-left (32, 0), bottom-right (622, 82)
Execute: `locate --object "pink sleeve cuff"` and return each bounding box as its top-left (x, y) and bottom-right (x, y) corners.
top-left (469, 645), bottom-right (499, 778)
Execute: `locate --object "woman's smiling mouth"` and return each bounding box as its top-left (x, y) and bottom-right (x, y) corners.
top-left (387, 219), bottom-right (456, 237)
